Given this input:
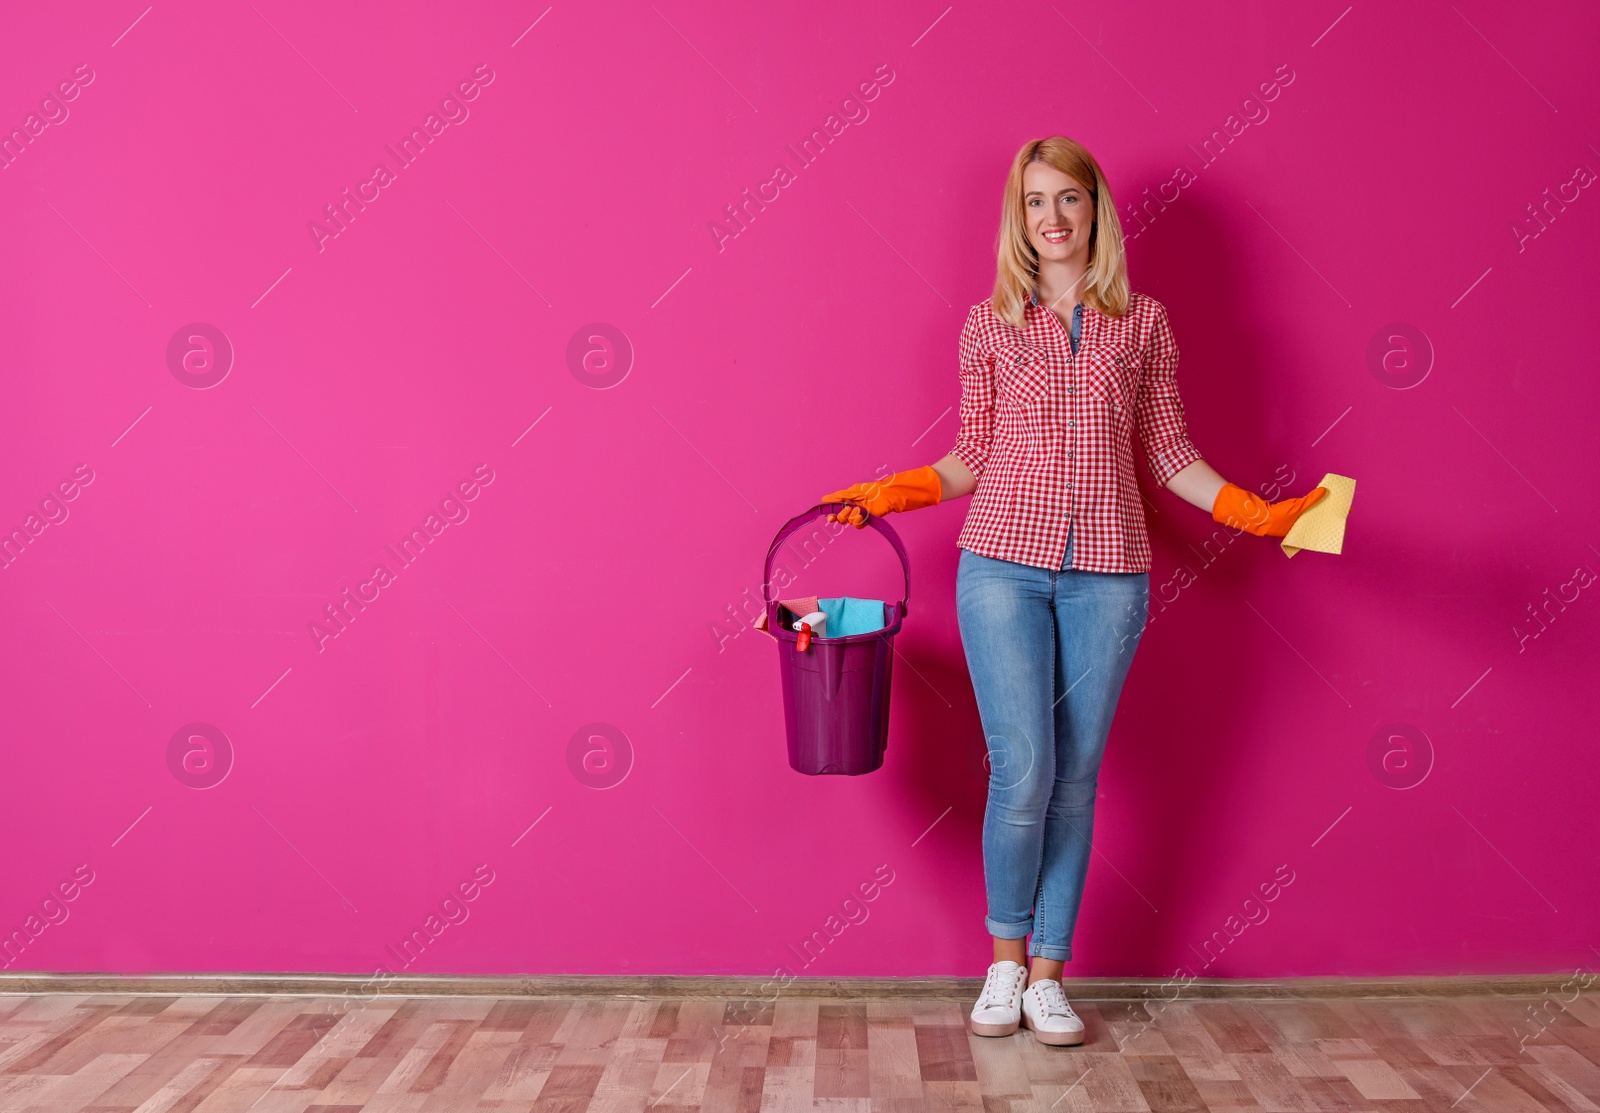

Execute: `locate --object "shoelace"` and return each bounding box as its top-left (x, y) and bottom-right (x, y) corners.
top-left (977, 965), bottom-right (1025, 1009)
top-left (1030, 981), bottom-right (1078, 1018)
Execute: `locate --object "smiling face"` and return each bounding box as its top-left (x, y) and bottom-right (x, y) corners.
top-left (1022, 160), bottom-right (1094, 264)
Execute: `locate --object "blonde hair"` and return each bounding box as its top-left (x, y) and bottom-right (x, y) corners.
top-left (989, 136), bottom-right (1129, 329)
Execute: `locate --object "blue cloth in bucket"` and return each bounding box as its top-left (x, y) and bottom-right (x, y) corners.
top-left (817, 597), bottom-right (887, 638)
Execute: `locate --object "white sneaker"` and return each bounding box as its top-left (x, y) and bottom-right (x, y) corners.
top-left (1021, 979), bottom-right (1086, 1046)
top-left (968, 960), bottom-right (1027, 1036)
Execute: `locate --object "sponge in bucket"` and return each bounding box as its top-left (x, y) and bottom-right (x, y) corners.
top-left (817, 597), bottom-right (887, 638)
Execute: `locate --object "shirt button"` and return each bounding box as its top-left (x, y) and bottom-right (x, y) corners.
top-left (1066, 481), bottom-right (1073, 489)
top-left (1067, 450), bottom-right (1074, 457)
top-left (1066, 387), bottom-right (1074, 394)
top-left (1067, 419), bottom-right (1076, 427)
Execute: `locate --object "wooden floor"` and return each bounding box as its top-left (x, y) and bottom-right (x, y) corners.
top-left (1, 991), bottom-right (1597, 1111)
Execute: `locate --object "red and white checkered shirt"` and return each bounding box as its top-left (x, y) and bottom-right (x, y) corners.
top-left (949, 291), bottom-right (1205, 573)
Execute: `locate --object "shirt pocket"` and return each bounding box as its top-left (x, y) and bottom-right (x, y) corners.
top-left (992, 341), bottom-right (1051, 408)
top-left (1088, 342), bottom-right (1140, 412)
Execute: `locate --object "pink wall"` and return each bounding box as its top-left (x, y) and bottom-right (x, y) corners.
top-left (2, 1), bottom-right (1596, 982)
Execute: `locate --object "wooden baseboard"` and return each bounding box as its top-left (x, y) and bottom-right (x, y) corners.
top-left (0, 972), bottom-right (1572, 1000)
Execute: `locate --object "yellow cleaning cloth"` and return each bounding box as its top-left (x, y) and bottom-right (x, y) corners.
top-left (1282, 473), bottom-right (1356, 558)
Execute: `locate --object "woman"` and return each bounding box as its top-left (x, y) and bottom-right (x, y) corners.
top-left (820, 136), bottom-right (1326, 1046)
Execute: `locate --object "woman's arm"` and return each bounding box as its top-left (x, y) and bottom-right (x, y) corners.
top-left (1163, 458), bottom-right (1227, 513)
top-left (821, 308), bottom-right (989, 522)
top-left (1139, 305), bottom-right (1321, 531)
top-left (944, 306), bottom-right (994, 498)
top-left (1133, 305), bottom-right (1209, 498)
top-left (1136, 305), bottom-right (1231, 515)
top-left (931, 452), bottom-right (978, 500)
top-left (913, 308), bottom-right (988, 504)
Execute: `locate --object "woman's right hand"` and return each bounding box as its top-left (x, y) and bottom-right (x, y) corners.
top-left (820, 465), bottom-right (944, 529)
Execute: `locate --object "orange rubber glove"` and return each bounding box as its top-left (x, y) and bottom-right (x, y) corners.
top-left (821, 466), bottom-right (943, 529)
top-left (1211, 481), bottom-right (1327, 538)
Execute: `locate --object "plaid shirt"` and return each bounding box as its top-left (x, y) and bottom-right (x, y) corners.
top-left (949, 291), bottom-right (1204, 573)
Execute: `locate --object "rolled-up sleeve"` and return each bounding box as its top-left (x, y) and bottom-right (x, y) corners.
top-left (1135, 303), bottom-right (1204, 487)
top-left (950, 305), bottom-right (995, 479)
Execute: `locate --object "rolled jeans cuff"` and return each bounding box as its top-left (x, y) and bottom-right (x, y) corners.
top-left (1029, 941), bottom-right (1071, 961)
top-left (985, 915), bottom-right (1033, 940)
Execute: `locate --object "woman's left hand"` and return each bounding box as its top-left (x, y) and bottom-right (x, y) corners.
top-left (1211, 482), bottom-right (1327, 537)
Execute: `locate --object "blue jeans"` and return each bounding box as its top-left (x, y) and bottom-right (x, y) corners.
top-left (955, 526), bottom-right (1150, 960)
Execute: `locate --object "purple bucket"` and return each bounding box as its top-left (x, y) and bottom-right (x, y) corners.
top-left (764, 503), bottom-right (910, 776)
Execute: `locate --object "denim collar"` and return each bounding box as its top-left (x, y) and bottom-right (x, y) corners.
top-left (1029, 291), bottom-right (1083, 317)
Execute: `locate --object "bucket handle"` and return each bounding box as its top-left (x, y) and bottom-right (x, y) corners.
top-left (763, 502), bottom-right (911, 619)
